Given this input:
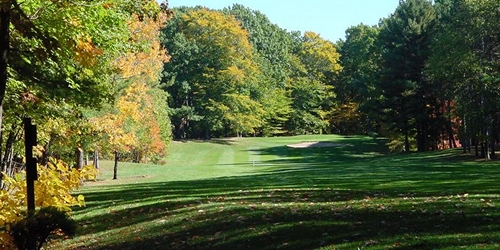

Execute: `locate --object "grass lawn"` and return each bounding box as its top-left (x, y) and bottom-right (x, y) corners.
top-left (47, 135), bottom-right (500, 249)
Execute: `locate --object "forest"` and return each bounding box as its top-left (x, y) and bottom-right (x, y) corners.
top-left (0, 0), bottom-right (498, 169)
top-left (162, 0), bottom-right (500, 159)
top-left (0, 0), bottom-right (499, 248)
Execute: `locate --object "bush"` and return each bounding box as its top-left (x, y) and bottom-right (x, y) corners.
top-left (0, 158), bottom-right (98, 249)
top-left (9, 207), bottom-right (76, 250)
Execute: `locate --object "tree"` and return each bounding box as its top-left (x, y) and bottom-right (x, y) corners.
top-left (377, 0), bottom-right (437, 152)
top-left (427, 0), bottom-right (500, 158)
top-left (162, 8), bottom-right (262, 138)
top-left (223, 4), bottom-right (295, 135)
top-left (223, 4), bottom-right (294, 85)
top-left (90, 6), bottom-right (172, 177)
top-left (91, 83), bottom-right (170, 179)
top-left (335, 24), bottom-right (381, 134)
top-left (285, 31), bottom-right (341, 134)
top-left (0, 0), bottom-right (137, 182)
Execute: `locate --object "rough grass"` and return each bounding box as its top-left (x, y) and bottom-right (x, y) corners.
top-left (47, 135), bottom-right (500, 249)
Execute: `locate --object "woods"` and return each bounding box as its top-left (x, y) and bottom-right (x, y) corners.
top-left (0, 0), bottom-right (497, 167)
top-left (160, 0), bottom-right (500, 157)
top-left (162, 6), bottom-right (341, 138)
top-left (0, 1), bottom-right (171, 248)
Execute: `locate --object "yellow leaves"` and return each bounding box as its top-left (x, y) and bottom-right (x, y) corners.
top-left (74, 35), bottom-right (103, 67)
top-left (77, 195), bottom-right (86, 207)
top-left (66, 17), bottom-right (82, 28)
top-left (181, 9), bottom-right (253, 61)
top-left (0, 158), bottom-right (94, 248)
top-left (91, 82), bottom-right (167, 161)
top-left (221, 66), bottom-right (245, 83)
top-left (300, 31), bottom-right (342, 80)
top-left (114, 13), bottom-right (170, 82)
top-left (35, 158), bottom-right (93, 208)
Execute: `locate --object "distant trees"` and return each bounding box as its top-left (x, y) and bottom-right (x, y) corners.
top-left (334, 24), bottom-right (381, 135)
top-left (162, 6), bottom-right (342, 138)
top-left (162, 7), bottom-right (262, 139)
top-left (427, 0), bottom-right (500, 157)
top-left (157, 0), bottom-right (500, 157)
top-left (286, 31), bottom-right (341, 134)
top-left (223, 4), bottom-right (294, 136)
top-left (4, 0), bottom-right (495, 162)
top-left (334, 0), bottom-right (500, 155)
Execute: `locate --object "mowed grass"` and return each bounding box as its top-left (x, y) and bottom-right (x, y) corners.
top-left (47, 135), bottom-right (500, 249)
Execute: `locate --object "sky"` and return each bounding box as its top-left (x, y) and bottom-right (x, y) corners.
top-left (167, 0), bottom-right (400, 42)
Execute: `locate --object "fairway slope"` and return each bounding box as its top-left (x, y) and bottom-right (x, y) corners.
top-left (48, 135), bottom-right (500, 250)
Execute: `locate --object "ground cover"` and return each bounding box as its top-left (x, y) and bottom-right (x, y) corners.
top-left (47, 135), bottom-right (500, 249)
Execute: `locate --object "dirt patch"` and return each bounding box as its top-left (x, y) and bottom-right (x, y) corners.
top-left (286, 141), bottom-right (351, 148)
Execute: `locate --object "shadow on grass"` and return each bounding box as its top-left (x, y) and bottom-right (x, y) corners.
top-left (61, 137), bottom-right (500, 249)
top-left (72, 176), bottom-right (500, 250)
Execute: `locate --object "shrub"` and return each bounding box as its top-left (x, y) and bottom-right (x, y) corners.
top-left (9, 207), bottom-right (76, 250)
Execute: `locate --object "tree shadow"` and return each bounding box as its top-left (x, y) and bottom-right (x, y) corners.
top-left (70, 174), bottom-right (500, 250)
top-left (58, 137), bottom-right (500, 249)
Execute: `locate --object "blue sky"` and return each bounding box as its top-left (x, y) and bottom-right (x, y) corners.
top-left (166, 0), bottom-right (399, 42)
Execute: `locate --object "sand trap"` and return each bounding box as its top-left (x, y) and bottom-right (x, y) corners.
top-left (286, 141), bottom-right (350, 148)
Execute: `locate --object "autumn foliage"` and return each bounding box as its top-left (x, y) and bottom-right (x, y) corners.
top-left (0, 159), bottom-right (98, 249)
top-left (0, 0), bottom-right (171, 248)
top-left (91, 5), bottom-right (172, 163)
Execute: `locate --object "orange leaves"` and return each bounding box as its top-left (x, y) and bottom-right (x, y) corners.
top-left (92, 4), bottom-right (171, 161)
top-left (91, 82), bottom-right (168, 161)
top-left (102, 2), bottom-right (113, 9)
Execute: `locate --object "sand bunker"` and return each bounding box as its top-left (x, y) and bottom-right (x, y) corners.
top-left (286, 141), bottom-right (350, 148)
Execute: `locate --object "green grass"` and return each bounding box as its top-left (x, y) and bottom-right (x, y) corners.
top-left (47, 135), bottom-right (500, 249)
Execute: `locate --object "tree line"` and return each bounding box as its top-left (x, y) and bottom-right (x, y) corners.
top-left (0, 0), bottom-right (499, 175)
top-left (339, 0), bottom-right (499, 157)
top-left (162, 5), bottom-right (340, 139)
top-left (162, 0), bottom-right (500, 158)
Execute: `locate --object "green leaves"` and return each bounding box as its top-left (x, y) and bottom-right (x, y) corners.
top-left (162, 8), bottom-right (263, 138)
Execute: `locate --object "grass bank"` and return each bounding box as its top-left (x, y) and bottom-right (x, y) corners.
top-left (48, 135), bottom-right (500, 249)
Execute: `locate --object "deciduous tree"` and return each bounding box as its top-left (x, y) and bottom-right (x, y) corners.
top-left (162, 8), bottom-right (262, 138)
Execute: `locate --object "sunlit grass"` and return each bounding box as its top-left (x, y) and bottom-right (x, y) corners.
top-left (46, 135), bottom-right (500, 249)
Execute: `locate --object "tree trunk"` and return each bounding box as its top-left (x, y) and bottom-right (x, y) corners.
top-left (446, 121), bottom-right (456, 149)
top-left (3, 131), bottom-right (16, 175)
top-left (75, 147), bottom-right (83, 169)
top-left (0, 3), bottom-right (11, 189)
top-left (417, 124), bottom-right (426, 152)
top-left (475, 138), bottom-right (479, 157)
top-left (93, 149), bottom-right (99, 169)
top-left (0, 2), bottom-right (9, 107)
top-left (40, 135), bottom-right (54, 166)
top-left (489, 120), bottom-right (495, 159)
top-left (404, 130), bottom-right (410, 152)
top-left (113, 151), bottom-right (119, 180)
